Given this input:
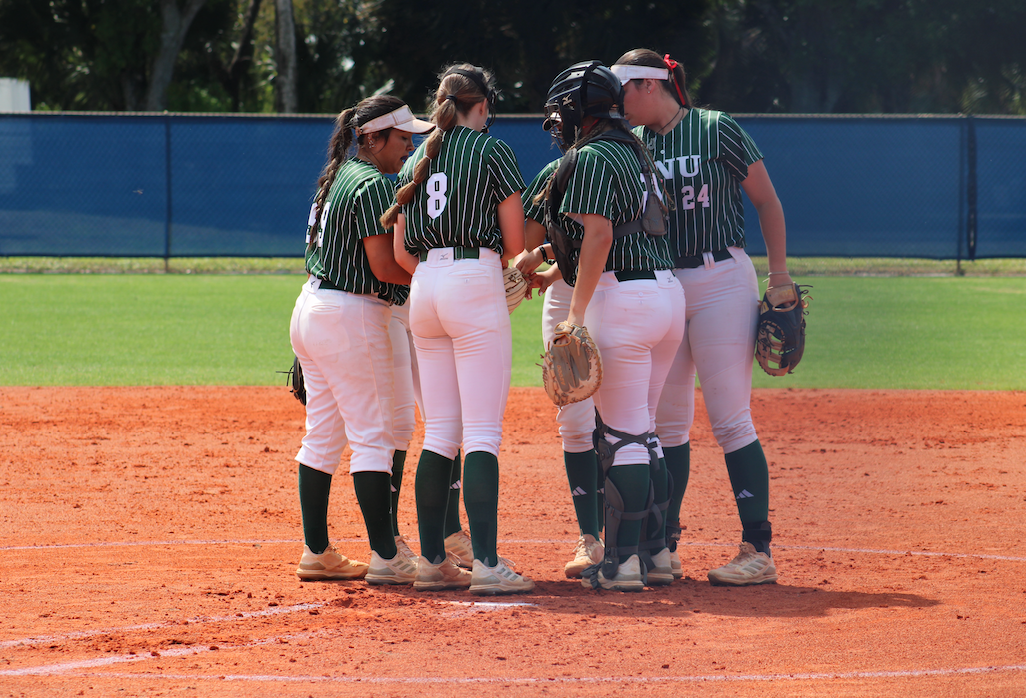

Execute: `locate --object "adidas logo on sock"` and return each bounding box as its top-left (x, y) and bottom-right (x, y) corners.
top-left (450, 479), bottom-right (462, 490)
top-left (571, 487), bottom-right (588, 496)
top-left (735, 489), bottom-right (754, 500)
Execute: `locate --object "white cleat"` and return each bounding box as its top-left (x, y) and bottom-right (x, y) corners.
top-left (707, 542), bottom-right (778, 586)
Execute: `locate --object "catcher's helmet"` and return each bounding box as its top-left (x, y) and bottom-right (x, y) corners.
top-left (544, 61), bottom-right (625, 150)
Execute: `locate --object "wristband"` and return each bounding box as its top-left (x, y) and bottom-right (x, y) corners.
top-left (539, 246), bottom-right (552, 264)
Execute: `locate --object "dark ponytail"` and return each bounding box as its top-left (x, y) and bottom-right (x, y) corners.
top-left (309, 95), bottom-right (406, 248)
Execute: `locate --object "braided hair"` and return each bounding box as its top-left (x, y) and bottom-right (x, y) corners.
top-left (308, 94), bottom-right (406, 250)
top-left (379, 64), bottom-right (495, 229)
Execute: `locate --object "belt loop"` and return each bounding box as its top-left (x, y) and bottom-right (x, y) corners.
top-left (703, 251), bottom-right (715, 270)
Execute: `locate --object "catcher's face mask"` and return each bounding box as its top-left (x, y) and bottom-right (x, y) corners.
top-left (542, 106), bottom-right (567, 152)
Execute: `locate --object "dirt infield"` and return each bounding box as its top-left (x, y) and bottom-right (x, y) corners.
top-left (2, 386), bottom-right (1024, 697)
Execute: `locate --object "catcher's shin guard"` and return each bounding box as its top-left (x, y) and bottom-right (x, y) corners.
top-left (742, 520), bottom-right (772, 555)
top-left (665, 518), bottom-right (682, 553)
top-left (585, 476), bottom-right (651, 589)
top-left (584, 413), bottom-right (659, 587)
top-left (639, 449), bottom-right (672, 565)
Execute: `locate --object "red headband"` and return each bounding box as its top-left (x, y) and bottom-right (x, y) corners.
top-left (663, 54), bottom-right (687, 106)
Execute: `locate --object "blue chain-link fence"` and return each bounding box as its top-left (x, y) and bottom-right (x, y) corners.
top-left (1, 112), bottom-right (1023, 259)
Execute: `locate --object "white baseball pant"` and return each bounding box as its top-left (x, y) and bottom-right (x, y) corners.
top-left (389, 303), bottom-right (418, 451)
top-left (585, 269), bottom-right (686, 466)
top-left (542, 277), bottom-right (597, 453)
top-left (409, 247), bottom-right (511, 459)
top-left (290, 277), bottom-right (396, 475)
top-left (656, 247), bottom-right (761, 454)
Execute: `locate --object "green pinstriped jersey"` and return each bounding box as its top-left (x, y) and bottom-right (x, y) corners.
top-left (398, 125), bottom-right (525, 255)
top-left (523, 159), bottom-right (559, 223)
top-left (634, 108), bottom-right (762, 260)
top-left (556, 137), bottom-right (673, 285)
top-left (305, 158), bottom-right (408, 305)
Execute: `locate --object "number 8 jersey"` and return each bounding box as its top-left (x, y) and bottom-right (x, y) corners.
top-left (633, 109), bottom-right (763, 259)
top-left (398, 125), bottom-right (524, 255)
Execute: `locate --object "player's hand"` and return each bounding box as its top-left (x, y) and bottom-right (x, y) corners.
top-left (525, 264), bottom-right (560, 298)
top-left (515, 247), bottom-right (543, 276)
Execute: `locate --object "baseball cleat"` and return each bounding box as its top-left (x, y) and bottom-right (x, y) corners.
top-left (414, 554), bottom-right (472, 591)
top-left (582, 554), bottom-right (645, 592)
top-left (470, 559), bottom-right (535, 595)
top-left (365, 549), bottom-right (418, 585)
top-left (647, 548), bottom-right (675, 586)
top-left (295, 545), bottom-right (369, 581)
top-left (707, 542), bottom-right (778, 586)
top-left (670, 548), bottom-right (683, 579)
top-left (564, 534), bottom-right (604, 578)
top-left (445, 529), bottom-right (516, 570)
top-left (444, 530), bottom-right (474, 567)
top-left (394, 534), bottom-right (416, 561)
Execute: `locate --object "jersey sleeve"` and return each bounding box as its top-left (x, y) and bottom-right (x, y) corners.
top-left (522, 159), bottom-right (559, 224)
top-left (718, 113), bottom-right (764, 181)
top-left (352, 175), bottom-right (395, 239)
top-left (486, 138), bottom-right (526, 203)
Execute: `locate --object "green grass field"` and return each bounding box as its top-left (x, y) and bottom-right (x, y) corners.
top-left (1, 268), bottom-right (1023, 389)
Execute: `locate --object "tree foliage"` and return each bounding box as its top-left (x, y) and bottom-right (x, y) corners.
top-left (1, 0), bottom-right (1024, 114)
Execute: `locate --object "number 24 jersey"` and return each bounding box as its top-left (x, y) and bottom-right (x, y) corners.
top-left (634, 108), bottom-right (763, 259)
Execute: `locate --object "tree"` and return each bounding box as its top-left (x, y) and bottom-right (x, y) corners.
top-left (274, 0), bottom-right (297, 112)
top-left (0, 0), bottom-right (208, 111)
top-left (701, 0), bottom-right (1026, 114)
top-left (148, 0), bottom-right (209, 110)
top-left (370, 0), bottom-right (714, 113)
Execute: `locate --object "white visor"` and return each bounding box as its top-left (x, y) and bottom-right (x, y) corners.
top-left (356, 105), bottom-right (434, 135)
top-left (610, 65), bottom-right (670, 85)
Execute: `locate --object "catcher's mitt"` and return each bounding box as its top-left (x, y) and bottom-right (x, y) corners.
top-left (281, 355), bottom-right (307, 405)
top-left (503, 265), bottom-right (528, 314)
top-left (541, 322), bottom-right (602, 406)
top-left (756, 283), bottom-right (810, 376)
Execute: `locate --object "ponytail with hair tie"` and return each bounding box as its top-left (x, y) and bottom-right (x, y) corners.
top-left (662, 54), bottom-right (688, 107)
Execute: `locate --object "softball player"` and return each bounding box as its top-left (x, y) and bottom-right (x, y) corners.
top-left (389, 309), bottom-right (493, 570)
top-left (516, 158), bottom-right (605, 578)
top-left (612, 49), bottom-right (791, 586)
top-left (534, 61), bottom-right (686, 591)
top-left (384, 63), bottom-right (532, 595)
top-left (290, 95), bottom-right (433, 585)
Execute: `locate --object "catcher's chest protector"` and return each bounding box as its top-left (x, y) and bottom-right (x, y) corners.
top-left (542, 131), bottom-right (666, 285)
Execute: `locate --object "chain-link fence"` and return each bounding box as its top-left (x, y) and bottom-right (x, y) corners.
top-left (1, 113), bottom-right (1023, 259)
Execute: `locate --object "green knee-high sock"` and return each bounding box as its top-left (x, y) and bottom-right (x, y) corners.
top-left (390, 450), bottom-right (406, 537)
top-left (664, 443), bottom-right (690, 527)
top-left (604, 463), bottom-right (651, 558)
top-left (353, 471), bottom-right (397, 559)
top-left (298, 464), bottom-right (332, 554)
top-left (415, 450), bottom-right (454, 564)
top-left (462, 451), bottom-right (500, 567)
top-left (564, 449), bottom-right (601, 539)
top-left (443, 450), bottom-right (463, 537)
top-left (724, 440), bottom-right (771, 551)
